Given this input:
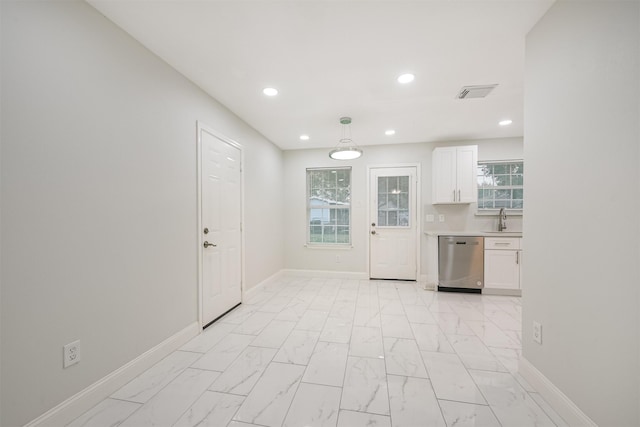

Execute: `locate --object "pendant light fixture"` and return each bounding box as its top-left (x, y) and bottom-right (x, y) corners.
top-left (329, 116), bottom-right (363, 160)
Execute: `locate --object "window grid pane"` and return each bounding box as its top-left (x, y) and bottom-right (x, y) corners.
top-left (307, 168), bottom-right (351, 244)
top-left (477, 161), bottom-right (524, 210)
top-left (377, 175), bottom-right (410, 227)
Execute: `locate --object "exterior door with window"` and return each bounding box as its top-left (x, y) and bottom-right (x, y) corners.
top-left (199, 125), bottom-right (242, 327)
top-left (369, 167), bottom-right (417, 280)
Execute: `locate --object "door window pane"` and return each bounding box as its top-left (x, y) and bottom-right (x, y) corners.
top-left (377, 175), bottom-right (410, 227)
top-left (387, 194), bottom-right (398, 209)
top-left (399, 193), bottom-right (408, 210)
top-left (398, 210), bottom-right (409, 226)
top-left (378, 195), bottom-right (388, 210)
top-left (378, 211), bottom-right (387, 227)
top-left (388, 210), bottom-right (398, 225)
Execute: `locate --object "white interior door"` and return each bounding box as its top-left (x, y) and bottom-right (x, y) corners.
top-left (200, 126), bottom-right (242, 326)
top-left (369, 167), bottom-right (417, 280)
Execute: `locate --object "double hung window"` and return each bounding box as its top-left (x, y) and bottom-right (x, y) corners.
top-left (307, 167), bottom-right (351, 244)
top-left (477, 161), bottom-right (524, 210)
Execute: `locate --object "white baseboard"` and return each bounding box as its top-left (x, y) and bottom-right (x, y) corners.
top-left (245, 269), bottom-right (432, 291)
top-left (483, 287), bottom-right (522, 297)
top-left (282, 269), bottom-right (368, 280)
top-left (26, 321), bottom-right (200, 427)
top-left (419, 274), bottom-right (436, 290)
top-left (243, 269), bottom-right (285, 298)
top-left (519, 357), bottom-right (596, 427)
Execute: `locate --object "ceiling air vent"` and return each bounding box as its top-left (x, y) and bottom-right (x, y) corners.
top-left (456, 84), bottom-right (498, 99)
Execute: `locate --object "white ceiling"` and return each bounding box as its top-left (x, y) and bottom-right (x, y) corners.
top-left (87, 0), bottom-right (554, 151)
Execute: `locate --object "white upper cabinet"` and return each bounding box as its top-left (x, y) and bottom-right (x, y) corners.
top-left (432, 145), bottom-right (478, 204)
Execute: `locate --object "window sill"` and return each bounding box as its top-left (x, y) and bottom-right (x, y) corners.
top-left (304, 244), bottom-right (353, 250)
top-left (475, 209), bottom-right (523, 217)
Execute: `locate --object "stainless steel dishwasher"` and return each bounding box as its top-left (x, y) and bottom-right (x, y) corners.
top-left (438, 236), bottom-right (484, 293)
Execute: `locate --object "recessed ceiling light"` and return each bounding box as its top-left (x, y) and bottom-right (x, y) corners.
top-left (299, 134), bottom-right (310, 141)
top-left (499, 119), bottom-right (513, 126)
top-left (263, 87), bottom-right (278, 96)
top-left (397, 73), bottom-right (415, 84)
top-left (385, 130), bottom-right (396, 136)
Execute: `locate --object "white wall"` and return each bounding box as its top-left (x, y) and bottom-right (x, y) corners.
top-left (523, 1), bottom-right (639, 425)
top-left (283, 137), bottom-right (522, 277)
top-left (0, 1), bottom-right (283, 425)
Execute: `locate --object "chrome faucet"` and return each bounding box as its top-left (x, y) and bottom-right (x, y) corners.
top-left (498, 208), bottom-right (507, 231)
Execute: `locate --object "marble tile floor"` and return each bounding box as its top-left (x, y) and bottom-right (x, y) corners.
top-left (69, 277), bottom-right (569, 427)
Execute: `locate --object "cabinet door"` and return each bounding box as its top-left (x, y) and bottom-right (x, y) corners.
top-left (484, 249), bottom-right (520, 289)
top-left (456, 145), bottom-right (478, 203)
top-left (432, 147), bottom-right (457, 203)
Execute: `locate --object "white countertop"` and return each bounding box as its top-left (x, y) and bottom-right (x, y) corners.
top-left (424, 230), bottom-right (523, 237)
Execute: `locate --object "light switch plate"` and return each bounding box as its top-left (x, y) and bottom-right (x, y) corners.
top-left (438, 214), bottom-right (445, 222)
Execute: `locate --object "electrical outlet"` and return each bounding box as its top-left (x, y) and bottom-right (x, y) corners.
top-left (63, 340), bottom-right (81, 368)
top-left (438, 214), bottom-right (445, 222)
top-left (533, 321), bottom-right (542, 344)
top-left (426, 214), bottom-right (435, 223)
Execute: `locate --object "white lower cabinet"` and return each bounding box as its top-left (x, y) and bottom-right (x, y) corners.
top-left (484, 238), bottom-right (521, 290)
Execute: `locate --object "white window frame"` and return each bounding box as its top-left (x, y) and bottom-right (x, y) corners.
top-left (306, 167), bottom-right (352, 246)
top-left (477, 159), bottom-right (524, 215)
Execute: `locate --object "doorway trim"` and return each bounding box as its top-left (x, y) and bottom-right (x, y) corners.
top-left (196, 121), bottom-right (245, 329)
top-left (366, 163), bottom-right (421, 281)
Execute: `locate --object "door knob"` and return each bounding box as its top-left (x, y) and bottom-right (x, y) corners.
top-left (203, 227), bottom-right (209, 234)
top-left (203, 241), bottom-right (217, 248)
top-left (371, 230), bottom-right (376, 235)
top-left (371, 223), bottom-right (376, 227)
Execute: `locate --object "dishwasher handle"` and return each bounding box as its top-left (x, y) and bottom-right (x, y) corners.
top-left (447, 241), bottom-right (480, 245)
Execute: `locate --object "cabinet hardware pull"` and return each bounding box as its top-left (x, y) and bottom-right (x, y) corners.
top-left (458, 189), bottom-right (461, 201)
top-left (516, 251), bottom-right (520, 264)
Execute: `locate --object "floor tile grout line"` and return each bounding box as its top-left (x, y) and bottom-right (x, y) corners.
top-left (434, 397), bottom-right (491, 407)
top-left (115, 364), bottom-right (211, 426)
top-left (275, 363), bottom-right (306, 427)
top-left (114, 351), bottom-right (207, 413)
top-left (418, 336), bottom-right (452, 427)
top-left (107, 396), bottom-right (145, 405)
top-left (169, 373), bottom-right (220, 427)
